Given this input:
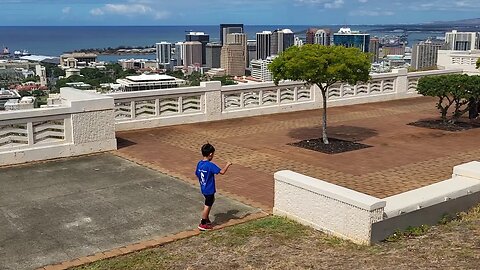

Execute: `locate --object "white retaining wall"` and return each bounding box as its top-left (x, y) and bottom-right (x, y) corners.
top-left (0, 88), bottom-right (117, 166)
top-left (273, 170), bottom-right (386, 245)
top-left (274, 161), bottom-right (480, 245)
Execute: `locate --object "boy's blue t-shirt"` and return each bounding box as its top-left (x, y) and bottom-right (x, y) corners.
top-left (195, 160), bottom-right (221, 195)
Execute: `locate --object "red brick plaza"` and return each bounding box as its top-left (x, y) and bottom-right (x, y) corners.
top-left (116, 97), bottom-right (480, 211)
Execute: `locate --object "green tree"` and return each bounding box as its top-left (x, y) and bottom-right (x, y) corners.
top-left (418, 74), bottom-right (473, 123)
top-left (476, 58), bottom-right (480, 69)
top-left (268, 45), bottom-right (371, 144)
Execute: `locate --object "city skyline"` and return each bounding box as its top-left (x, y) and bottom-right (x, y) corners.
top-left (1, 0), bottom-right (480, 26)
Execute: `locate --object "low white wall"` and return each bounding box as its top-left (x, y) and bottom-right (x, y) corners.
top-left (274, 161), bottom-right (480, 244)
top-left (0, 88), bottom-right (117, 166)
top-left (273, 170), bottom-right (386, 245)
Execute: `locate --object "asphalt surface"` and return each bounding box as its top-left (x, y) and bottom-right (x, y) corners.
top-left (0, 153), bottom-right (258, 270)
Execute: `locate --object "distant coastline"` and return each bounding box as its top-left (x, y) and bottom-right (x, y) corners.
top-left (70, 45), bottom-right (155, 56)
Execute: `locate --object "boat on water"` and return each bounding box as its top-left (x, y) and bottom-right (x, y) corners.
top-left (14, 50), bottom-right (31, 57)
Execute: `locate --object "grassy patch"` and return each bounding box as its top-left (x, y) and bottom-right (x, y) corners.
top-left (206, 216), bottom-right (310, 247)
top-left (76, 249), bottom-right (180, 270)
top-left (385, 224), bottom-right (430, 242)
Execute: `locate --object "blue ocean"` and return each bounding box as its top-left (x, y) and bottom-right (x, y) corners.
top-left (0, 26), bottom-right (444, 62)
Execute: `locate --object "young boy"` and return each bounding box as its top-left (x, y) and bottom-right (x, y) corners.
top-left (195, 143), bottom-right (232, 231)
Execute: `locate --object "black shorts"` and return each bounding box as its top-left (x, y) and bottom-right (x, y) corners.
top-left (204, 194), bottom-right (215, 207)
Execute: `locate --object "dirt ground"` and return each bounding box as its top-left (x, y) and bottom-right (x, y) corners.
top-left (76, 205), bottom-right (480, 270)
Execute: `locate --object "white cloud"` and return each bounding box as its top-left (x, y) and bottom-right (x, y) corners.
top-left (358, 0), bottom-right (368, 3)
top-left (90, 3), bottom-right (169, 19)
top-left (350, 10), bottom-right (394, 16)
top-left (90, 8), bottom-right (104, 16)
top-left (295, 0), bottom-right (344, 9)
top-left (325, 0), bottom-right (344, 8)
top-left (62, 6), bottom-right (71, 14)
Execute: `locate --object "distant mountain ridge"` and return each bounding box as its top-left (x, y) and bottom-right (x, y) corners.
top-left (426, 18), bottom-right (480, 26)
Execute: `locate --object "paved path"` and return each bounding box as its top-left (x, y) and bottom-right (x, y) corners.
top-left (0, 154), bottom-right (258, 270)
top-left (117, 97), bottom-right (480, 210)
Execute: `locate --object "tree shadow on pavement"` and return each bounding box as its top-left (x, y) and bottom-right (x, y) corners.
top-left (288, 125), bottom-right (378, 142)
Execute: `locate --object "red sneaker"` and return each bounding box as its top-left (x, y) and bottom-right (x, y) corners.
top-left (198, 223), bottom-right (213, 231)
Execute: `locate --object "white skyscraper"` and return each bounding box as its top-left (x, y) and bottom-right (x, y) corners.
top-left (156, 42), bottom-right (172, 68)
top-left (445, 30), bottom-right (480, 51)
top-left (251, 56), bottom-right (277, 82)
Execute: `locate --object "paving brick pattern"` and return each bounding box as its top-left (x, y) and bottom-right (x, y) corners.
top-left (117, 97), bottom-right (480, 210)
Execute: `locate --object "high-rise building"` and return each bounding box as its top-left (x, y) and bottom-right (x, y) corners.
top-left (445, 30), bottom-right (480, 51)
top-left (412, 40), bottom-right (444, 70)
top-left (185, 32), bottom-right (210, 65)
top-left (226, 33), bottom-right (248, 68)
top-left (183, 41), bottom-right (203, 68)
top-left (256, 31), bottom-right (272, 60)
top-left (251, 56), bottom-right (276, 82)
top-left (247, 40), bottom-right (257, 68)
top-left (35, 65), bottom-right (47, 86)
top-left (271, 29), bottom-right (295, 56)
top-left (306, 28), bottom-right (318, 44)
top-left (221, 43), bottom-right (245, 76)
top-left (174, 42), bottom-right (185, 66)
top-left (294, 36), bottom-right (304, 47)
top-left (205, 43), bottom-right (222, 68)
top-left (314, 29), bottom-right (331, 46)
top-left (220, 24), bottom-right (244, 45)
top-left (369, 37), bottom-right (380, 63)
top-left (333, 28), bottom-right (370, 53)
top-left (155, 42), bottom-right (172, 68)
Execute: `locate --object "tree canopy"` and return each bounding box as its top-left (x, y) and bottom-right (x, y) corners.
top-left (418, 74), bottom-right (480, 123)
top-left (268, 45), bottom-right (371, 144)
top-left (269, 45), bottom-right (371, 91)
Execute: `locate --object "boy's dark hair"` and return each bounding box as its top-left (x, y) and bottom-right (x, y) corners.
top-left (201, 143), bottom-right (215, 157)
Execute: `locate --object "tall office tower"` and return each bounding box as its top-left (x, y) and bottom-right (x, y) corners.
top-left (412, 40), bottom-right (444, 70)
top-left (226, 33), bottom-right (247, 67)
top-left (314, 29), bottom-right (331, 45)
top-left (256, 31), bottom-right (272, 60)
top-left (174, 42), bottom-right (185, 66)
top-left (445, 30), bottom-right (480, 51)
top-left (271, 29), bottom-right (295, 56)
top-left (306, 28), bottom-right (318, 44)
top-left (220, 24), bottom-right (244, 45)
top-left (155, 42), bottom-right (172, 69)
top-left (247, 40), bottom-right (257, 68)
top-left (221, 43), bottom-right (245, 76)
top-left (185, 32), bottom-right (210, 65)
top-left (369, 37), bottom-right (380, 63)
top-left (183, 41), bottom-right (203, 67)
top-left (205, 43), bottom-right (222, 68)
top-left (333, 28), bottom-right (370, 53)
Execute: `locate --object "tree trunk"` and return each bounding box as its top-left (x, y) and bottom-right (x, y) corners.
top-left (321, 88), bottom-right (329, 144)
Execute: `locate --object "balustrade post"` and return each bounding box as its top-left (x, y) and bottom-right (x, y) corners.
top-left (392, 68), bottom-right (408, 95)
top-left (26, 122), bottom-right (34, 145)
top-left (202, 81), bottom-right (222, 121)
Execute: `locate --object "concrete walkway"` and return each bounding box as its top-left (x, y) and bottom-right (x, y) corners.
top-left (116, 97), bottom-right (480, 210)
top-left (0, 154), bottom-right (259, 270)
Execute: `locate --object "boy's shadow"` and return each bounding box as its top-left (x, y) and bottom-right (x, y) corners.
top-left (213, 209), bottom-right (244, 225)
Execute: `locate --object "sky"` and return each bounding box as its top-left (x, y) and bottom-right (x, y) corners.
top-left (1, 0), bottom-right (480, 26)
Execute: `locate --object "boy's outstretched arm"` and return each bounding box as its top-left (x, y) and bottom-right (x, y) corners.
top-left (219, 162), bottom-right (232, 175)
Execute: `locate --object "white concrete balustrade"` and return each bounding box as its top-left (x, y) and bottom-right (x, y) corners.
top-left (0, 68), bottom-right (465, 165)
top-left (108, 68), bottom-right (463, 131)
top-left (0, 88), bottom-right (117, 166)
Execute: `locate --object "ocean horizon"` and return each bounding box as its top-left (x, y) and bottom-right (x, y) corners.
top-left (0, 25), bottom-right (444, 62)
